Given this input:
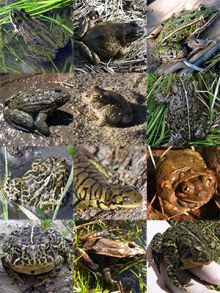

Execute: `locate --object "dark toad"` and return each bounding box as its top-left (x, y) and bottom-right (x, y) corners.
top-left (155, 77), bottom-right (209, 145)
top-left (77, 17), bottom-right (144, 65)
top-left (3, 89), bottom-right (70, 136)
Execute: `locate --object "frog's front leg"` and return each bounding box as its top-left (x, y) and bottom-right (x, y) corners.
top-left (187, 36), bottom-right (211, 57)
top-left (77, 41), bottom-right (101, 65)
top-left (35, 112), bottom-right (50, 136)
top-left (2, 257), bottom-right (25, 285)
top-left (166, 264), bottom-right (188, 289)
top-left (4, 107), bottom-right (35, 133)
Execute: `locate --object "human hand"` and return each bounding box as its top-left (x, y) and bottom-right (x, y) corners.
top-left (147, 221), bottom-right (220, 293)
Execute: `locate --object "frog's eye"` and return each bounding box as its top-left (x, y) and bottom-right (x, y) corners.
top-left (198, 5), bottom-right (206, 11)
top-left (128, 242), bottom-right (136, 248)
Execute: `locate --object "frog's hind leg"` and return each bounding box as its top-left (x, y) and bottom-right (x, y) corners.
top-left (76, 41), bottom-right (101, 65)
top-left (3, 107), bottom-right (35, 133)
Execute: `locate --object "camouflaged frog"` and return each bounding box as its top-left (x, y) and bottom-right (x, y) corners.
top-left (151, 221), bottom-right (218, 290)
top-left (82, 85), bottom-right (134, 126)
top-left (77, 17), bottom-right (144, 64)
top-left (155, 77), bottom-right (209, 145)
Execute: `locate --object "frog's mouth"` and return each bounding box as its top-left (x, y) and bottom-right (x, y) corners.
top-left (177, 198), bottom-right (206, 208)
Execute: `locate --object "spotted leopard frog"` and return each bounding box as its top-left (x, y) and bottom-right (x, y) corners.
top-left (148, 4), bottom-right (219, 63)
top-left (4, 88), bottom-right (70, 136)
top-left (3, 157), bottom-right (68, 212)
top-left (10, 9), bottom-right (70, 62)
top-left (76, 231), bottom-right (146, 290)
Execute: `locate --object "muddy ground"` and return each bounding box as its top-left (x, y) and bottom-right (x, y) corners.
top-left (0, 73), bottom-right (146, 146)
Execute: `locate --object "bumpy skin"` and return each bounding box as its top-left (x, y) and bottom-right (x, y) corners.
top-left (77, 18), bottom-right (144, 64)
top-left (156, 149), bottom-right (217, 216)
top-left (4, 89), bottom-right (70, 136)
top-left (82, 85), bottom-right (134, 126)
top-left (151, 221), bottom-right (218, 289)
top-left (2, 225), bottom-right (70, 278)
top-left (155, 77), bottom-right (209, 145)
top-left (74, 152), bottom-right (142, 211)
top-left (3, 157), bottom-right (68, 211)
top-left (10, 9), bottom-right (70, 62)
top-left (148, 5), bottom-right (219, 63)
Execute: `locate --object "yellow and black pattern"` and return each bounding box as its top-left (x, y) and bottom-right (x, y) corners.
top-left (74, 154), bottom-right (143, 210)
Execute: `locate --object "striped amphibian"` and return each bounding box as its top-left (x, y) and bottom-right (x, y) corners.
top-left (74, 153), bottom-right (142, 211)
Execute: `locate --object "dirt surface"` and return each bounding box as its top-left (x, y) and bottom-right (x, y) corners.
top-left (0, 146), bottom-right (73, 220)
top-left (0, 220), bottom-right (73, 293)
top-left (147, 0), bottom-right (220, 73)
top-left (147, 147), bottom-right (220, 220)
top-left (0, 73), bottom-right (146, 146)
top-left (74, 145), bottom-right (147, 222)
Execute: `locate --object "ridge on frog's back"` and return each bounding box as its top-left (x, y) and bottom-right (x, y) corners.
top-left (10, 8), bottom-right (70, 62)
top-left (149, 4), bottom-right (219, 63)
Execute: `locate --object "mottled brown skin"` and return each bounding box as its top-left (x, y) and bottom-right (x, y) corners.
top-left (76, 231), bottom-right (145, 289)
top-left (82, 85), bottom-right (134, 126)
top-left (156, 149), bottom-right (217, 216)
top-left (77, 18), bottom-right (144, 64)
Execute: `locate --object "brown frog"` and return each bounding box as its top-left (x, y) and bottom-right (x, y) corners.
top-left (76, 230), bottom-right (146, 291)
top-left (155, 77), bottom-right (209, 146)
top-left (156, 149), bottom-right (217, 216)
top-left (82, 85), bottom-right (134, 126)
top-left (77, 17), bottom-right (144, 65)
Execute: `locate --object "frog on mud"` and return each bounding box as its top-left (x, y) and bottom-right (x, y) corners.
top-left (10, 9), bottom-right (70, 62)
top-left (77, 17), bottom-right (144, 64)
top-left (82, 85), bottom-right (134, 126)
top-left (151, 221), bottom-right (218, 290)
top-left (76, 230), bottom-right (146, 291)
top-left (148, 4), bottom-right (219, 63)
top-left (3, 89), bottom-right (71, 136)
top-left (155, 77), bottom-right (209, 145)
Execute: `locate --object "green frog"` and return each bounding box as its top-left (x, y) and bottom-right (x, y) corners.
top-left (77, 17), bottom-right (144, 64)
top-left (3, 88), bottom-right (71, 136)
top-left (148, 5), bottom-right (219, 63)
top-left (151, 221), bottom-right (218, 290)
top-left (3, 157), bottom-right (68, 212)
top-left (10, 8), bottom-right (70, 62)
top-left (76, 230), bottom-right (146, 290)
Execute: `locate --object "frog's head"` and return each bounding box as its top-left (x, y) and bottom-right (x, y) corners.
top-left (10, 9), bottom-right (30, 31)
top-left (111, 185), bottom-right (143, 209)
top-left (48, 89), bottom-right (71, 107)
top-left (121, 21), bottom-right (144, 44)
top-left (193, 5), bottom-right (219, 35)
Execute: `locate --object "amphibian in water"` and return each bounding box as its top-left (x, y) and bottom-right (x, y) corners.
top-left (4, 88), bottom-right (70, 136)
top-left (10, 9), bottom-right (70, 62)
top-left (82, 85), bottom-right (134, 126)
top-left (77, 17), bottom-right (144, 64)
top-left (3, 157), bottom-right (68, 212)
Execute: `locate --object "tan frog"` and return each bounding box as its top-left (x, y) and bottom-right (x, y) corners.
top-left (156, 149), bottom-right (217, 216)
top-left (77, 18), bottom-right (144, 65)
top-left (82, 85), bottom-right (134, 126)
